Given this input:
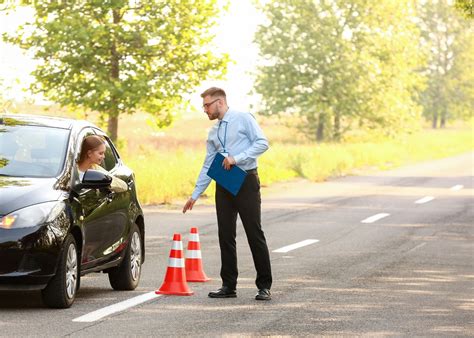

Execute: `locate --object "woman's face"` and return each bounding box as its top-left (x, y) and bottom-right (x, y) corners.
top-left (87, 143), bottom-right (106, 166)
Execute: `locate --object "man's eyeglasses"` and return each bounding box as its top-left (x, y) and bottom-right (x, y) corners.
top-left (202, 98), bottom-right (220, 110)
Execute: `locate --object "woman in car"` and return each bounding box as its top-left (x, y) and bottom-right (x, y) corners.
top-left (77, 135), bottom-right (128, 192)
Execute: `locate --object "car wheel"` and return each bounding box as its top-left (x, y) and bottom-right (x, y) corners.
top-left (41, 234), bottom-right (79, 308)
top-left (108, 224), bottom-right (142, 290)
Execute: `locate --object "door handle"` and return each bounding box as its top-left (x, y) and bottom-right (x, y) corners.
top-left (106, 191), bottom-right (115, 203)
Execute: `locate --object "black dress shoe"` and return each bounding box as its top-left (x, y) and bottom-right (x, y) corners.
top-left (208, 287), bottom-right (237, 298)
top-left (255, 288), bottom-right (271, 300)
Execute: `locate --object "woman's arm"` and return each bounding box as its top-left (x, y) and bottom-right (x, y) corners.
top-left (91, 164), bottom-right (128, 193)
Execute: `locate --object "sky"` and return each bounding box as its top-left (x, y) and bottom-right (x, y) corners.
top-left (0, 1), bottom-right (264, 112)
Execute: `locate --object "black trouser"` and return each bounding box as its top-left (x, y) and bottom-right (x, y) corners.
top-left (215, 170), bottom-right (272, 290)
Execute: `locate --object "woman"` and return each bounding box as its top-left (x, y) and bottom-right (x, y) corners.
top-left (77, 135), bottom-right (128, 193)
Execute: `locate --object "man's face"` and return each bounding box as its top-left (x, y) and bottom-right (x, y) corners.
top-left (203, 96), bottom-right (221, 120)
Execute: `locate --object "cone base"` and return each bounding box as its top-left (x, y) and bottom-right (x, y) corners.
top-left (155, 289), bottom-right (194, 296)
top-left (155, 277), bottom-right (194, 296)
top-left (185, 259), bottom-right (210, 282)
top-left (187, 276), bottom-right (211, 282)
top-left (186, 278), bottom-right (211, 283)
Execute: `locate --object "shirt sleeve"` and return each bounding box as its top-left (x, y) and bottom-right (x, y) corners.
top-left (110, 175), bottom-right (128, 193)
top-left (233, 113), bottom-right (269, 165)
top-left (191, 138), bottom-right (218, 200)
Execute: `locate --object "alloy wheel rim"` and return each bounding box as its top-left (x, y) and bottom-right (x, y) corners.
top-left (130, 232), bottom-right (141, 281)
top-left (65, 244), bottom-right (78, 299)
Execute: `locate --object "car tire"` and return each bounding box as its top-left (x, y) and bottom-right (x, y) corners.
top-left (108, 224), bottom-right (142, 290)
top-left (41, 234), bottom-right (79, 308)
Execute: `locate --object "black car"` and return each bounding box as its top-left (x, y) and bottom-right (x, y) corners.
top-left (0, 114), bottom-right (145, 308)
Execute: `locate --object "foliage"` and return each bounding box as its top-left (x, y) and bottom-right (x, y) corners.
top-left (417, 0), bottom-right (474, 128)
top-left (3, 0), bottom-right (229, 140)
top-left (253, 0), bottom-right (425, 141)
top-left (454, 0), bottom-right (474, 18)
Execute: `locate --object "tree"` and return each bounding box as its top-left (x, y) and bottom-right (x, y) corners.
top-left (253, 0), bottom-right (424, 141)
top-left (455, 0), bottom-right (474, 18)
top-left (4, 1), bottom-right (229, 141)
top-left (417, 0), bottom-right (473, 128)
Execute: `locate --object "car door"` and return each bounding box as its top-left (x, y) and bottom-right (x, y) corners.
top-left (77, 130), bottom-right (131, 269)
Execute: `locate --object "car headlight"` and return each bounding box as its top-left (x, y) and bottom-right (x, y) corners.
top-left (0, 201), bottom-right (65, 230)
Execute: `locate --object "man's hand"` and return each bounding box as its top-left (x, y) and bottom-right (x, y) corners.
top-left (182, 198), bottom-right (196, 213)
top-left (222, 155), bottom-right (236, 170)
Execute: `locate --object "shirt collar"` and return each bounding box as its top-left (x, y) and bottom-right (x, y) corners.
top-left (220, 108), bottom-right (234, 123)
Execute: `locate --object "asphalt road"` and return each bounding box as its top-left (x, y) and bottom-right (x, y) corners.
top-left (0, 152), bottom-right (473, 337)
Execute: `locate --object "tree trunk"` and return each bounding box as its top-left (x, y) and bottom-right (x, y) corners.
top-left (440, 106), bottom-right (447, 128)
top-left (316, 113), bottom-right (325, 142)
top-left (107, 8), bottom-right (121, 142)
top-left (432, 110), bottom-right (438, 129)
top-left (333, 113), bottom-right (341, 141)
top-left (108, 116), bottom-right (118, 142)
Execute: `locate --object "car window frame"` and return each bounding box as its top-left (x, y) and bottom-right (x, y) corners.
top-left (75, 127), bottom-right (97, 167)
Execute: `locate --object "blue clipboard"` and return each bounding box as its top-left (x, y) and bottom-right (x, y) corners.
top-left (207, 153), bottom-right (247, 196)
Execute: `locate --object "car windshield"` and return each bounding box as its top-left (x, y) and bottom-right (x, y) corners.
top-left (0, 122), bottom-right (70, 178)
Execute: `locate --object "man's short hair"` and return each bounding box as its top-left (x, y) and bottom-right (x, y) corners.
top-left (200, 87), bottom-right (226, 99)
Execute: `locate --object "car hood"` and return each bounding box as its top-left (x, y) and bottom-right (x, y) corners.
top-left (0, 176), bottom-right (62, 215)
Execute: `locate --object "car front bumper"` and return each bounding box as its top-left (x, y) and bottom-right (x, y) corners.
top-left (0, 225), bottom-right (60, 290)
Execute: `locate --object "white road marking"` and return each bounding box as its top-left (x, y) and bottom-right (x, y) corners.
top-left (415, 196), bottom-right (435, 204)
top-left (273, 239), bottom-right (319, 253)
top-left (408, 242), bottom-right (427, 253)
top-left (361, 213), bottom-right (390, 224)
top-left (450, 185), bottom-right (464, 191)
top-left (73, 291), bottom-right (160, 323)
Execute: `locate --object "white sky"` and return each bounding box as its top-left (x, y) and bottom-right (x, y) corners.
top-left (0, 1), bottom-right (263, 112)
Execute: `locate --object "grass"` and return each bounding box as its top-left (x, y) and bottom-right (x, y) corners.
top-left (122, 125), bottom-right (473, 205)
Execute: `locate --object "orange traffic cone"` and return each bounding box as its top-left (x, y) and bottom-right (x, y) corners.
top-left (185, 227), bottom-right (210, 282)
top-left (155, 233), bottom-right (194, 296)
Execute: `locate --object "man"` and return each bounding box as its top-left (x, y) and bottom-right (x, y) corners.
top-left (182, 87), bottom-right (272, 301)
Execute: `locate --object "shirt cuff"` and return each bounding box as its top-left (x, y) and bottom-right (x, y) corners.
top-left (233, 153), bottom-right (245, 164)
top-left (191, 191), bottom-right (201, 201)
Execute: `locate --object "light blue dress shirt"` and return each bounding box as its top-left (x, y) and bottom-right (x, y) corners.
top-left (191, 108), bottom-right (269, 200)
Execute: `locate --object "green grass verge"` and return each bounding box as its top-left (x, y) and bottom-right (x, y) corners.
top-left (123, 128), bottom-right (473, 205)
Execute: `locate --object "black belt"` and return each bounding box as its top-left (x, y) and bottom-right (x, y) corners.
top-left (246, 168), bottom-right (258, 175)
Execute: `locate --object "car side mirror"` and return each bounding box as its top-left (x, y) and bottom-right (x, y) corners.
top-left (80, 169), bottom-right (112, 189)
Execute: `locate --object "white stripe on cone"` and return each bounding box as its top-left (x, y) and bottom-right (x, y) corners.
top-left (171, 241), bottom-right (183, 250)
top-left (189, 233), bottom-right (200, 242)
top-left (185, 250), bottom-right (202, 259)
top-left (168, 257), bottom-right (185, 268)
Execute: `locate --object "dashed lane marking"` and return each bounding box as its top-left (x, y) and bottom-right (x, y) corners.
top-left (273, 239), bottom-right (319, 253)
top-left (407, 242), bottom-right (427, 253)
top-left (415, 196), bottom-right (435, 204)
top-left (450, 185), bottom-right (464, 191)
top-left (361, 213), bottom-right (390, 223)
top-left (73, 291), bottom-right (160, 323)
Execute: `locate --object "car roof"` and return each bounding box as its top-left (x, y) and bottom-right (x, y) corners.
top-left (0, 113), bottom-right (97, 130)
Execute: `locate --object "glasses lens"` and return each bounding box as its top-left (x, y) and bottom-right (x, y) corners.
top-left (203, 99), bottom-right (219, 109)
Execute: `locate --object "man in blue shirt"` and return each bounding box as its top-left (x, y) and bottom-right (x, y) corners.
top-left (183, 87), bottom-right (272, 301)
